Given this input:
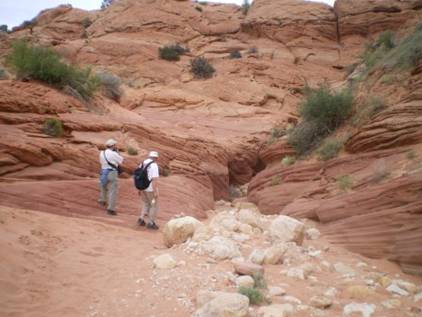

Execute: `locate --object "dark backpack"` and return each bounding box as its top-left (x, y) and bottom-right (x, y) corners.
top-left (133, 161), bottom-right (154, 190)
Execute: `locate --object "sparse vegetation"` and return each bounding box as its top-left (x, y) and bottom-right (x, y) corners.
top-left (406, 150), bottom-right (416, 160)
top-left (0, 68), bottom-right (7, 80)
top-left (161, 167), bottom-right (172, 177)
top-left (96, 71), bottom-right (122, 101)
top-left (229, 50), bottom-right (242, 59)
top-left (6, 40), bottom-right (100, 100)
top-left (43, 118), bottom-right (64, 137)
top-left (267, 125), bottom-right (286, 144)
top-left (353, 96), bottom-right (386, 126)
top-left (337, 175), bottom-right (353, 191)
top-left (371, 168), bottom-right (390, 183)
top-left (288, 86), bottom-right (353, 155)
top-left (195, 6), bottom-right (203, 12)
top-left (271, 175), bottom-right (282, 186)
top-left (190, 57), bottom-right (215, 79)
top-left (345, 63), bottom-right (358, 77)
top-left (238, 287), bottom-right (265, 305)
top-left (159, 44), bottom-right (187, 61)
top-left (241, 0), bottom-right (251, 15)
top-left (317, 138), bottom-right (343, 161)
top-left (252, 273), bottom-right (267, 289)
top-left (82, 17), bottom-right (92, 29)
top-left (127, 146), bottom-right (138, 156)
top-left (248, 47), bottom-right (258, 55)
top-left (281, 156), bottom-right (296, 167)
top-left (362, 26), bottom-right (422, 72)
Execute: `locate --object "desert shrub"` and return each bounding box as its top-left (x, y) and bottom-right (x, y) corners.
top-left (288, 85), bottom-right (352, 155)
top-left (0, 68), bottom-right (7, 80)
top-left (300, 86), bottom-right (353, 133)
top-left (362, 26), bottom-right (422, 71)
top-left (127, 146), bottom-right (138, 156)
top-left (353, 96), bottom-right (386, 126)
top-left (270, 175), bottom-right (282, 186)
top-left (288, 121), bottom-right (322, 155)
top-left (281, 156), bottom-right (296, 166)
top-left (0, 25), bottom-right (7, 33)
top-left (248, 47), bottom-right (258, 54)
top-left (317, 138), bottom-right (343, 161)
top-left (6, 40), bottom-right (99, 99)
top-left (267, 125), bottom-right (286, 144)
top-left (82, 17), bottom-right (92, 29)
top-left (345, 63), bottom-right (358, 76)
top-left (161, 167), bottom-right (172, 177)
top-left (252, 273), bottom-right (267, 289)
top-left (230, 50), bottom-right (242, 59)
top-left (190, 57), bottom-right (215, 79)
top-left (159, 44), bottom-right (187, 61)
top-left (238, 287), bottom-right (265, 305)
top-left (241, 0), bottom-right (251, 15)
top-left (97, 71), bottom-right (122, 101)
top-left (337, 175), bottom-right (353, 191)
top-left (406, 150), bottom-right (416, 160)
top-left (43, 118), bottom-right (64, 137)
top-left (195, 6), bottom-right (203, 12)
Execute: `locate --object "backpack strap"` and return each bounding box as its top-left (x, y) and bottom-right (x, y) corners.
top-left (103, 150), bottom-right (118, 171)
top-left (141, 161), bottom-right (155, 171)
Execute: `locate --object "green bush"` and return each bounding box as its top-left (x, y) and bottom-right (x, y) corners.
top-left (353, 96), bottom-right (386, 126)
top-left (238, 287), bottom-right (265, 305)
top-left (190, 57), bottom-right (215, 79)
top-left (281, 156), bottom-right (296, 166)
top-left (230, 50), bottom-right (242, 59)
top-left (161, 167), bottom-right (172, 177)
top-left (288, 121), bottom-right (322, 155)
top-left (267, 125), bottom-right (285, 144)
top-left (6, 41), bottom-right (99, 99)
top-left (362, 26), bottom-right (422, 71)
top-left (43, 118), bottom-right (64, 137)
top-left (97, 71), bottom-right (122, 101)
top-left (252, 273), bottom-right (267, 289)
top-left (159, 44), bottom-right (187, 61)
top-left (127, 146), bottom-right (138, 156)
top-left (337, 175), bottom-right (353, 191)
top-left (82, 17), bottom-right (92, 29)
top-left (300, 86), bottom-right (353, 133)
top-left (270, 175), bottom-right (282, 186)
top-left (317, 138), bottom-right (343, 161)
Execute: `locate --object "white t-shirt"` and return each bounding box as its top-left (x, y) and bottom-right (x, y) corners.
top-left (100, 149), bottom-right (124, 170)
top-left (140, 158), bottom-right (159, 192)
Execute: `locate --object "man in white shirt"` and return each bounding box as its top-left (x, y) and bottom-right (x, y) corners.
top-left (138, 151), bottom-right (160, 229)
top-left (99, 139), bottom-right (124, 215)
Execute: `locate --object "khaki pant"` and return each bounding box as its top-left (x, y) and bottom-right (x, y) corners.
top-left (99, 170), bottom-right (118, 211)
top-left (140, 191), bottom-right (159, 223)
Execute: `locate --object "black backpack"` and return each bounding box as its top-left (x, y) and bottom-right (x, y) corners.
top-left (133, 161), bottom-right (154, 190)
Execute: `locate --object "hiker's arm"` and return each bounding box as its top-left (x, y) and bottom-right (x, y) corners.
top-left (151, 178), bottom-right (159, 198)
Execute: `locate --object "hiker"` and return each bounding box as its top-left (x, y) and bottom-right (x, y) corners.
top-left (98, 139), bottom-right (124, 216)
top-left (137, 151), bottom-right (160, 229)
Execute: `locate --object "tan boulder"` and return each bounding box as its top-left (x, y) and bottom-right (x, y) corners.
top-left (269, 216), bottom-right (305, 245)
top-left (193, 292), bottom-right (250, 317)
top-left (232, 259), bottom-right (264, 276)
top-left (163, 216), bottom-right (203, 247)
top-left (257, 304), bottom-right (294, 317)
top-left (152, 253), bottom-right (177, 269)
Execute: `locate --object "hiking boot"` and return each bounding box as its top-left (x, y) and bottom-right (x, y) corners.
top-left (107, 209), bottom-right (117, 216)
top-left (137, 218), bottom-right (146, 226)
top-left (146, 222), bottom-right (159, 230)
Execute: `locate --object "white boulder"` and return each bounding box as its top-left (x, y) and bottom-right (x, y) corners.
top-left (269, 215), bottom-right (305, 245)
top-left (153, 254), bottom-right (177, 269)
top-left (163, 216), bottom-right (203, 247)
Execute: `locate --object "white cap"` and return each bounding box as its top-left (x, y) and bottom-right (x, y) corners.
top-left (149, 151), bottom-right (159, 158)
top-left (105, 139), bottom-right (117, 147)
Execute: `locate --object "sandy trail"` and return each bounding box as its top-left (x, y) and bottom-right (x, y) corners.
top-left (1, 205), bottom-right (421, 317)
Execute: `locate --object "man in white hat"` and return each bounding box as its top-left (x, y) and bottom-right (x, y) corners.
top-left (138, 151), bottom-right (160, 229)
top-left (99, 139), bottom-right (124, 215)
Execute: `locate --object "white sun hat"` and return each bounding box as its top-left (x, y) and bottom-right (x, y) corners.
top-left (105, 139), bottom-right (117, 147)
top-left (149, 151), bottom-right (159, 158)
